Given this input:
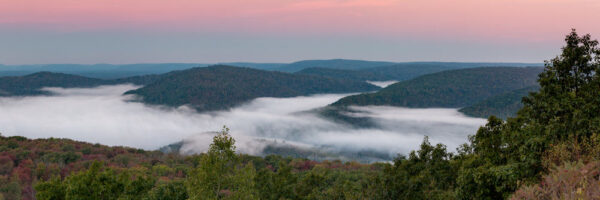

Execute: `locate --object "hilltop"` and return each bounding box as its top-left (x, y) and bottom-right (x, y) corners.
top-left (125, 65), bottom-right (380, 111)
top-left (332, 67), bottom-right (543, 108)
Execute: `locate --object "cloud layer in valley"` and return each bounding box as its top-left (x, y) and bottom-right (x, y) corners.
top-left (0, 85), bottom-right (486, 160)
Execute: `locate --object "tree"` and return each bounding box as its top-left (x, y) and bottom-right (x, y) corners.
top-left (523, 29), bottom-right (600, 141)
top-left (186, 126), bottom-right (258, 200)
top-left (380, 137), bottom-right (456, 199)
top-left (35, 161), bottom-right (156, 200)
top-left (456, 29), bottom-right (600, 199)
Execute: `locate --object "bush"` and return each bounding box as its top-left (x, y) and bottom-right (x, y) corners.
top-left (511, 161), bottom-right (600, 199)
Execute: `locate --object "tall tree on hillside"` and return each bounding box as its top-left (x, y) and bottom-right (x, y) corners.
top-left (456, 29), bottom-right (600, 199)
top-left (186, 126), bottom-right (258, 200)
top-left (522, 29), bottom-right (600, 140)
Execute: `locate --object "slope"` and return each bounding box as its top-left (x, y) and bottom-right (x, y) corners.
top-left (459, 85), bottom-right (540, 119)
top-left (124, 65), bottom-right (380, 111)
top-left (332, 67), bottom-right (543, 108)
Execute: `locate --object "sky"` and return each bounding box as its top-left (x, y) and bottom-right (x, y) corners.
top-left (1, 0), bottom-right (599, 65)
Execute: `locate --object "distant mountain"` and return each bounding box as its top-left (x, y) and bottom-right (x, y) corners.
top-left (0, 72), bottom-right (108, 96)
top-left (124, 65), bottom-right (380, 111)
top-left (459, 85), bottom-right (540, 119)
top-left (295, 67), bottom-right (382, 81)
top-left (0, 72), bottom-right (165, 96)
top-left (0, 63), bottom-right (205, 79)
top-left (1, 60), bottom-right (542, 79)
top-left (219, 62), bottom-right (286, 71)
top-left (295, 62), bottom-right (543, 81)
top-left (332, 67), bottom-right (543, 108)
top-left (276, 59), bottom-right (396, 72)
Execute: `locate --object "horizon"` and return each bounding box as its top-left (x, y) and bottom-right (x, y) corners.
top-left (0, 59), bottom-right (545, 66)
top-left (2, 0), bottom-right (599, 65)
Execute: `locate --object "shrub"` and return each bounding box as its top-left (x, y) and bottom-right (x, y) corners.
top-left (511, 161), bottom-right (600, 199)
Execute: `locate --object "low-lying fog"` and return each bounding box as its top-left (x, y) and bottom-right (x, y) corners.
top-left (0, 84), bottom-right (486, 161)
top-left (366, 80), bottom-right (398, 88)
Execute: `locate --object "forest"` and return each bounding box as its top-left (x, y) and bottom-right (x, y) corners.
top-left (125, 65), bottom-right (379, 112)
top-left (1, 30), bottom-right (599, 199)
top-left (0, 72), bottom-right (161, 97)
top-left (459, 86), bottom-right (541, 119)
top-left (332, 66), bottom-right (543, 108)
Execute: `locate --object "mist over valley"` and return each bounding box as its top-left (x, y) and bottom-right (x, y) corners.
top-left (0, 83), bottom-right (485, 162)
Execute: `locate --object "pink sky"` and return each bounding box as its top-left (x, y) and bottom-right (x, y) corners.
top-left (2, 0), bottom-right (598, 39)
top-left (0, 0), bottom-right (598, 64)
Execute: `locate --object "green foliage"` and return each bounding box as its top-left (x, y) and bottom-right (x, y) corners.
top-left (35, 161), bottom-right (156, 200)
top-left (255, 161), bottom-right (298, 200)
top-left (455, 29), bottom-right (600, 199)
top-left (186, 126), bottom-right (258, 199)
top-left (34, 176), bottom-right (65, 200)
top-left (145, 180), bottom-right (188, 200)
top-left (0, 174), bottom-right (21, 200)
top-left (378, 137), bottom-right (457, 200)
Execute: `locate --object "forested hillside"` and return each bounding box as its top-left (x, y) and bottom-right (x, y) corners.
top-left (0, 132), bottom-right (385, 200)
top-left (125, 65), bottom-right (380, 111)
top-left (0, 72), bottom-right (164, 96)
top-left (276, 59), bottom-right (396, 72)
top-left (332, 67), bottom-right (543, 108)
top-left (295, 62), bottom-right (542, 82)
top-left (295, 67), bottom-right (382, 81)
top-left (459, 85), bottom-right (540, 119)
top-left (0, 63), bottom-right (204, 79)
top-left (0, 72), bottom-right (108, 96)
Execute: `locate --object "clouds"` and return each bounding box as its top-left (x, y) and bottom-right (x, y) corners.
top-left (0, 85), bottom-right (486, 160)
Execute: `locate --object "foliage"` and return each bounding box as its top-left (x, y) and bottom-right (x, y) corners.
top-left (376, 137), bottom-right (457, 199)
top-left (511, 161), bottom-right (600, 199)
top-left (186, 126), bottom-right (258, 199)
top-left (457, 29), bottom-right (600, 198)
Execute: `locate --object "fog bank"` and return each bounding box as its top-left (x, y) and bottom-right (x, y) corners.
top-left (0, 85), bottom-right (486, 160)
top-left (366, 80), bottom-right (398, 88)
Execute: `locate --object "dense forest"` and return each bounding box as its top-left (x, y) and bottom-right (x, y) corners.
top-left (332, 66), bottom-right (543, 108)
top-left (295, 67), bottom-right (384, 82)
top-left (274, 59), bottom-right (396, 72)
top-left (459, 86), bottom-right (540, 119)
top-left (0, 63), bottom-right (204, 79)
top-left (125, 65), bottom-right (380, 112)
top-left (1, 30), bottom-right (599, 199)
top-left (0, 72), bottom-right (108, 96)
top-left (295, 62), bottom-right (541, 82)
top-left (0, 132), bottom-right (386, 200)
top-left (0, 72), bottom-right (162, 96)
